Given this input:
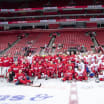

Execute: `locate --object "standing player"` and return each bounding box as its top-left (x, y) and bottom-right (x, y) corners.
top-left (46, 61), bottom-right (56, 79)
top-left (29, 61), bottom-right (38, 77)
top-left (56, 59), bottom-right (63, 78)
top-left (0, 55), bottom-right (3, 77)
top-left (27, 53), bottom-right (33, 65)
top-left (37, 61), bottom-right (43, 79)
top-left (8, 54), bottom-right (13, 66)
top-left (2, 55), bottom-right (10, 77)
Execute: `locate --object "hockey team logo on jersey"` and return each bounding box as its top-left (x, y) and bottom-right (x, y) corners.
top-left (13, 68), bottom-right (18, 70)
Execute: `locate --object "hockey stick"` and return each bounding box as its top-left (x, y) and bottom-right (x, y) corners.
top-left (29, 83), bottom-right (41, 87)
top-left (32, 76), bottom-right (42, 87)
top-left (95, 78), bottom-right (100, 83)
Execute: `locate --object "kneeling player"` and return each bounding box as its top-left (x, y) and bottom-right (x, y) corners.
top-left (46, 61), bottom-right (56, 78)
top-left (75, 66), bottom-right (88, 81)
top-left (7, 61), bottom-right (19, 82)
top-left (62, 66), bottom-right (74, 81)
top-left (98, 70), bottom-right (104, 81)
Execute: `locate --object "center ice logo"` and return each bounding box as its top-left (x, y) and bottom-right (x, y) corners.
top-left (0, 94), bottom-right (53, 102)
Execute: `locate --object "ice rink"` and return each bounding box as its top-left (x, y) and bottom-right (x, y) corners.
top-left (0, 78), bottom-right (104, 104)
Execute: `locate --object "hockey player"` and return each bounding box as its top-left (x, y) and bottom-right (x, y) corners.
top-left (42, 58), bottom-right (49, 79)
top-left (32, 55), bottom-right (41, 63)
top-left (96, 51), bottom-right (104, 63)
top-left (61, 55), bottom-right (67, 65)
top-left (63, 60), bottom-right (74, 73)
top-left (75, 65), bottom-right (88, 81)
top-left (19, 60), bottom-right (29, 73)
top-left (0, 55), bottom-right (3, 77)
top-left (7, 61), bottom-right (20, 82)
top-left (46, 61), bottom-right (56, 78)
top-left (27, 53), bottom-right (33, 65)
top-left (98, 70), bottom-right (104, 81)
top-left (37, 61), bottom-right (43, 79)
top-left (70, 51), bottom-right (75, 62)
top-left (14, 69), bottom-right (32, 85)
top-left (77, 59), bottom-right (85, 71)
top-left (91, 59), bottom-right (99, 77)
top-left (2, 55), bottom-right (10, 77)
top-left (8, 54), bottom-right (13, 66)
top-left (2, 55), bottom-right (10, 67)
top-left (14, 69), bottom-right (41, 87)
top-left (17, 54), bottom-right (24, 64)
top-left (86, 61), bottom-right (96, 78)
top-left (98, 59), bottom-right (104, 72)
top-left (62, 66), bottom-right (74, 81)
top-left (29, 61), bottom-right (38, 77)
top-left (8, 61), bottom-right (20, 76)
top-left (56, 59), bottom-right (63, 78)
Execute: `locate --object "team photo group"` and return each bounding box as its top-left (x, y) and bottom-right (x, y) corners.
top-left (0, 49), bottom-right (104, 86)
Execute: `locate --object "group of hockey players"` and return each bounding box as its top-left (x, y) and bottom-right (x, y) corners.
top-left (0, 50), bottom-right (104, 85)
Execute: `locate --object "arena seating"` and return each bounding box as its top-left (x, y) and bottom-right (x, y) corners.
top-left (5, 32), bottom-right (51, 56)
top-left (0, 32), bottom-right (17, 51)
top-left (59, 10), bottom-right (85, 15)
top-left (32, 32), bottom-right (51, 54)
top-left (75, 0), bottom-right (94, 5)
top-left (0, 0), bottom-right (104, 28)
top-left (1, 28), bottom-right (104, 56)
top-left (54, 31), bottom-right (93, 52)
top-left (0, 8), bottom-right (103, 19)
top-left (95, 30), bottom-right (104, 45)
top-left (0, 2), bottom-right (104, 22)
top-left (0, 0), bottom-right (104, 55)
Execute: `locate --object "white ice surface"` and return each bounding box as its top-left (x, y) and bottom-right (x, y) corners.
top-left (77, 79), bottom-right (104, 104)
top-left (0, 78), bottom-right (70, 104)
top-left (0, 78), bottom-right (104, 104)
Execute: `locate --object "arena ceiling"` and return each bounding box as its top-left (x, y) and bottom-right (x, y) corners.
top-left (0, 0), bottom-right (33, 2)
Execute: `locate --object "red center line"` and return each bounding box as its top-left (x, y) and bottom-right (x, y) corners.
top-left (69, 83), bottom-right (78, 104)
